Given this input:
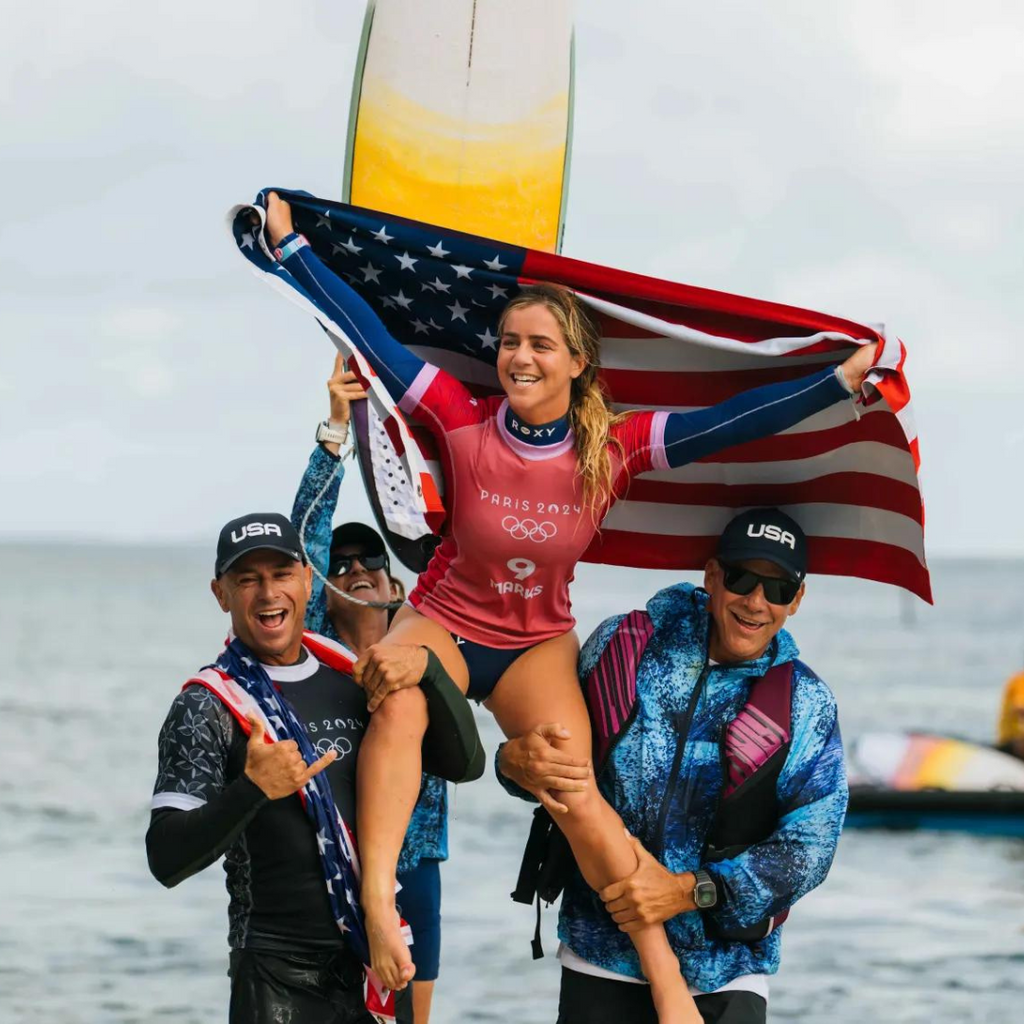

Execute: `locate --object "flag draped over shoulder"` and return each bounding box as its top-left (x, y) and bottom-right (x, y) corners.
top-left (229, 190), bottom-right (930, 602)
top-left (189, 630), bottom-right (401, 1022)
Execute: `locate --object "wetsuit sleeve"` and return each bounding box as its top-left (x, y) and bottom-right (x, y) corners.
top-left (291, 444), bottom-right (344, 633)
top-left (494, 614), bottom-right (626, 801)
top-left (699, 669), bottom-right (848, 933)
top-left (275, 233), bottom-right (483, 432)
top-left (146, 688), bottom-right (268, 887)
top-left (617, 366), bottom-right (852, 476)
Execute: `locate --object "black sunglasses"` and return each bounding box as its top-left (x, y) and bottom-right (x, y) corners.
top-left (718, 561), bottom-right (801, 606)
top-left (328, 552), bottom-right (388, 577)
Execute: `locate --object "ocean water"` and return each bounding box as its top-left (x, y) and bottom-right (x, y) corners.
top-left (2, 545), bottom-right (1023, 1024)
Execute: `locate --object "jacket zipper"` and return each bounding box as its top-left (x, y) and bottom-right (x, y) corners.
top-left (655, 661), bottom-right (711, 855)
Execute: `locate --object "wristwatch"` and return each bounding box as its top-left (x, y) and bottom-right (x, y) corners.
top-left (315, 420), bottom-right (349, 446)
top-left (692, 869), bottom-right (718, 910)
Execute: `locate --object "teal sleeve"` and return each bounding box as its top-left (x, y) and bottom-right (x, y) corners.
top-left (290, 445), bottom-right (345, 633)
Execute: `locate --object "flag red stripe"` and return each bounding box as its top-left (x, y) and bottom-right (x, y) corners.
top-left (624, 472), bottom-right (924, 525)
top-left (383, 416), bottom-right (406, 457)
top-left (589, 313), bottom-right (859, 350)
top-left (586, 530), bottom-right (932, 603)
top-left (583, 313), bottom-right (863, 353)
top-left (694, 413), bottom-right (910, 463)
top-left (908, 436), bottom-right (921, 472)
top-left (873, 371), bottom-right (912, 417)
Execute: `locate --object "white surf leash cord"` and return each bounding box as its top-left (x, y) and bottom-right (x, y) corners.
top-left (297, 447), bottom-right (405, 612)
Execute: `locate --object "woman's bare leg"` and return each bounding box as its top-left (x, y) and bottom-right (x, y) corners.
top-left (356, 607), bottom-right (468, 991)
top-left (487, 632), bottom-right (700, 1024)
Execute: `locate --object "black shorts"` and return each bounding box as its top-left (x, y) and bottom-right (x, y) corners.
top-left (228, 948), bottom-right (412, 1024)
top-left (555, 967), bottom-right (767, 1024)
top-left (450, 633), bottom-right (536, 702)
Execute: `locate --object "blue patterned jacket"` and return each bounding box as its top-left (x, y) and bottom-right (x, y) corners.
top-left (553, 582), bottom-right (847, 991)
top-left (292, 445), bottom-right (448, 872)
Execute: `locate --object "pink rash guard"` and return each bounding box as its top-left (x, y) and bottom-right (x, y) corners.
top-left (402, 365), bottom-right (667, 648)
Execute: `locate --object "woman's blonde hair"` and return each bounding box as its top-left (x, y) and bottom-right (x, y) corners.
top-left (497, 283), bottom-right (629, 512)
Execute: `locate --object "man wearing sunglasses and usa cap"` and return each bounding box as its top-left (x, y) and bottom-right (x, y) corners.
top-left (499, 508), bottom-right (847, 1024)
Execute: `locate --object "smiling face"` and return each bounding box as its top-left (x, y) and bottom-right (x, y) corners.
top-left (210, 550), bottom-right (312, 665)
top-left (325, 544), bottom-right (391, 625)
top-left (496, 303), bottom-right (584, 424)
top-left (704, 557), bottom-right (804, 664)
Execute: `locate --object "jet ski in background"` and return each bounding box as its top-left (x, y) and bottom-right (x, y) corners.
top-left (845, 731), bottom-right (1024, 838)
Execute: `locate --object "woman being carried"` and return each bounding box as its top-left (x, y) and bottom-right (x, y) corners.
top-left (263, 193), bottom-right (876, 1023)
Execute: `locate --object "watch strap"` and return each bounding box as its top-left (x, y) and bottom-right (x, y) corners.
top-left (316, 420), bottom-right (349, 445)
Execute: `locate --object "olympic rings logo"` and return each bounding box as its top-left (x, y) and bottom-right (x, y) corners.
top-left (313, 736), bottom-right (354, 760)
top-left (501, 516), bottom-right (557, 542)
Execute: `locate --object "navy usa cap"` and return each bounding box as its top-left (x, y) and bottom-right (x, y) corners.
top-left (215, 512), bottom-right (306, 578)
top-left (716, 508), bottom-right (808, 582)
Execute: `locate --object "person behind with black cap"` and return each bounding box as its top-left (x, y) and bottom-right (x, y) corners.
top-left (289, 355), bottom-right (460, 1024)
top-left (498, 508), bottom-right (848, 1024)
top-left (145, 508), bottom-right (481, 1024)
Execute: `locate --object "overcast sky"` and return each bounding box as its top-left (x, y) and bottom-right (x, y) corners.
top-left (2, 0), bottom-right (1022, 558)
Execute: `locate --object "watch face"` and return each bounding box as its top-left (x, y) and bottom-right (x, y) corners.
top-left (695, 881), bottom-right (717, 909)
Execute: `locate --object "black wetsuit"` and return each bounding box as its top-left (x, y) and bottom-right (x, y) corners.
top-left (147, 651), bottom-right (411, 1022)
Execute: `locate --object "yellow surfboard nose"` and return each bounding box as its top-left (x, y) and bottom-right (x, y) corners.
top-left (344, 0), bottom-right (574, 253)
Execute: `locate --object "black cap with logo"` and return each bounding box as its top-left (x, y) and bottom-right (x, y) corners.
top-left (215, 512), bottom-right (306, 578)
top-left (329, 522), bottom-right (391, 572)
top-left (716, 508), bottom-right (808, 582)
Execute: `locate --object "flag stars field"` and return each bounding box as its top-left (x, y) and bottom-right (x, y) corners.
top-left (273, 200), bottom-right (538, 365)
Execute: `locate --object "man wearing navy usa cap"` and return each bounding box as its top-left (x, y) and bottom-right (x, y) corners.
top-left (146, 510), bottom-right (481, 1024)
top-left (499, 508), bottom-right (847, 1024)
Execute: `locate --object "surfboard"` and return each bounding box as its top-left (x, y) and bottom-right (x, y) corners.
top-left (343, 0), bottom-right (574, 253)
top-left (848, 731), bottom-right (1024, 791)
top-left (342, 0), bottom-right (575, 571)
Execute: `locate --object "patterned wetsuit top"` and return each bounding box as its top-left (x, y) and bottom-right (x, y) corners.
top-left (276, 232), bottom-right (853, 648)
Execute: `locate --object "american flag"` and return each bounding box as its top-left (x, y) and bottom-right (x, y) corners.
top-left (230, 190), bottom-right (929, 602)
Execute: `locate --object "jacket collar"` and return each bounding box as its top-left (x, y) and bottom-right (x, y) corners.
top-left (645, 581), bottom-right (799, 677)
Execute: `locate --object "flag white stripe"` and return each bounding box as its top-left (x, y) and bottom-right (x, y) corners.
top-left (598, 337), bottom-right (843, 373)
top-left (603, 500), bottom-right (927, 564)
